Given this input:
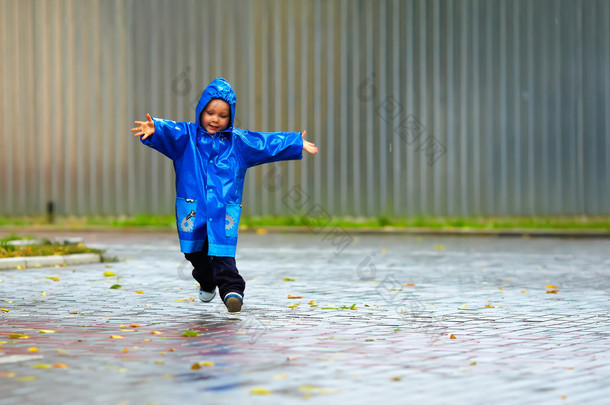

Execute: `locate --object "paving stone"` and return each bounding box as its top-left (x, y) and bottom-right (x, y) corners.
top-left (0, 232), bottom-right (609, 404)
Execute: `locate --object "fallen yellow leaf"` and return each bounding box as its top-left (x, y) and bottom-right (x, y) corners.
top-left (288, 294), bottom-right (303, 299)
top-left (405, 283), bottom-right (415, 287)
top-left (190, 361), bottom-right (215, 369)
top-left (27, 347), bottom-right (40, 352)
top-left (188, 296), bottom-right (195, 302)
top-left (175, 299), bottom-right (187, 302)
top-left (53, 363), bottom-right (68, 368)
top-left (0, 308), bottom-right (9, 312)
top-left (485, 305), bottom-right (495, 308)
top-left (470, 361), bottom-right (477, 366)
top-left (521, 290), bottom-right (527, 293)
top-left (287, 302), bottom-right (301, 309)
top-left (122, 348), bottom-right (129, 353)
top-left (103, 271), bottom-right (116, 277)
top-left (45, 276), bottom-right (59, 282)
top-left (250, 387), bottom-right (272, 395)
top-left (39, 330), bottom-right (56, 334)
top-left (458, 305), bottom-right (467, 309)
top-left (150, 331), bottom-right (162, 335)
top-left (31, 364), bottom-right (52, 369)
top-left (546, 290), bottom-right (559, 294)
top-left (0, 372), bottom-right (16, 378)
top-left (40, 292), bottom-right (47, 296)
top-left (449, 334), bottom-right (457, 339)
top-left (129, 324), bottom-right (141, 328)
top-left (9, 334), bottom-right (29, 339)
top-left (110, 335), bottom-right (124, 339)
top-left (135, 290), bottom-right (143, 294)
top-left (546, 284), bottom-right (558, 289)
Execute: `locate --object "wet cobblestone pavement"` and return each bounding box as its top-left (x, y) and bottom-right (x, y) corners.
top-left (1, 231), bottom-right (609, 404)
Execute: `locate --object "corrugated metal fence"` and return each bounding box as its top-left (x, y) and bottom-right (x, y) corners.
top-left (1, 0), bottom-right (609, 217)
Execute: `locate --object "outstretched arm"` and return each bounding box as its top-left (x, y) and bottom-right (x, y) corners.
top-left (130, 113), bottom-right (189, 160)
top-left (130, 113), bottom-right (155, 140)
top-left (301, 131), bottom-right (318, 155)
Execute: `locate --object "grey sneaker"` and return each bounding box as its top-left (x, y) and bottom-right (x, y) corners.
top-left (199, 288), bottom-right (216, 303)
top-left (224, 292), bottom-right (243, 312)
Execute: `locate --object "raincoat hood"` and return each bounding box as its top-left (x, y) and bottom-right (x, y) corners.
top-left (195, 78), bottom-right (236, 129)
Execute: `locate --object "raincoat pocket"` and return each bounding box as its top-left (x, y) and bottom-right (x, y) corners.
top-left (225, 203), bottom-right (241, 238)
top-left (176, 197), bottom-right (198, 233)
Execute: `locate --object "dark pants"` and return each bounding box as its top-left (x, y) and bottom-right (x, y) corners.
top-left (184, 238), bottom-right (245, 300)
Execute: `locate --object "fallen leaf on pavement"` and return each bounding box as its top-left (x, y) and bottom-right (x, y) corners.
top-left (0, 372), bottom-right (16, 378)
top-left (103, 271), bottom-right (116, 277)
top-left (31, 364), bottom-right (52, 369)
top-left (27, 347), bottom-right (39, 352)
top-left (135, 290), bottom-right (143, 294)
top-left (287, 302), bottom-right (301, 309)
top-left (129, 324), bottom-right (140, 328)
top-left (9, 334), bottom-right (29, 339)
top-left (16, 376), bottom-right (36, 382)
top-left (40, 292), bottom-right (46, 296)
top-left (45, 276), bottom-right (59, 282)
top-left (546, 290), bottom-right (559, 294)
top-left (188, 297), bottom-right (194, 302)
top-left (191, 361), bottom-right (214, 369)
top-left (39, 330), bottom-right (56, 334)
top-left (0, 308), bottom-right (9, 312)
top-left (122, 348), bottom-right (129, 353)
top-left (110, 335), bottom-right (124, 339)
top-left (250, 387), bottom-right (272, 395)
top-left (449, 334), bottom-right (457, 339)
top-left (53, 363), bottom-right (68, 368)
top-left (109, 284), bottom-right (122, 289)
top-left (150, 331), bottom-right (162, 335)
top-left (546, 284), bottom-right (558, 289)
top-left (283, 278), bottom-right (295, 282)
top-left (288, 295), bottom-right (303, 299)
top-left (405, 283), bottom-right (415, 287)
top-left (181, 330), bottom-right (199, 337)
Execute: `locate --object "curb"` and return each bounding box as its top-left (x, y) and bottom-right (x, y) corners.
top-left (240, 226), bottom-right (610, 238)
top-left (0, 253), bottom-right (101, 270)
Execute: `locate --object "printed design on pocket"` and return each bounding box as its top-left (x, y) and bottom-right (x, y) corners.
top-left (225, 214), bottom-right (236, 231)
top-left (181, 210), bottom-right (196, 232)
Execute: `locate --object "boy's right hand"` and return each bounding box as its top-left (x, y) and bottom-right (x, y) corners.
top-left (131, 113), bottom-right (155, 140)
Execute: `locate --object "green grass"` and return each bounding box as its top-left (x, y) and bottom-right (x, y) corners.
top-left (0, 234), bottom-right (105, 259)
top-left (0, 215), bottom-right (608, 231)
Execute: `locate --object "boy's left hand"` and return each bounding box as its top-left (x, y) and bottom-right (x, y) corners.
top-left (302, 131), bottom-right (318, 155)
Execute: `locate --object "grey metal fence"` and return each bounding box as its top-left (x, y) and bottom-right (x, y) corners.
top-left (1, 0), bottom-right (609, 217)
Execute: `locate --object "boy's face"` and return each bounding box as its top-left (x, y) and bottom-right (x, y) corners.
top-left (200, 99), bottom-right (230, 135)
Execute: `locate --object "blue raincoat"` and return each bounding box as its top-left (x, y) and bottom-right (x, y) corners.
top-left (141, 78), bottom-right (303, 256)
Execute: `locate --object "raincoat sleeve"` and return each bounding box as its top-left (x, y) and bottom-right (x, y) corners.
top-left (140, 118), bottom-right (190, 160)
top-left (235, 130), bottom-right (303, 168)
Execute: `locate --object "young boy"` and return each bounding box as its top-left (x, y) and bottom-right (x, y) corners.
top-left (131, 78), bottom-right (318, 312)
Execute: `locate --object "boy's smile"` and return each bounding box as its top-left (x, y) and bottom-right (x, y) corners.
top-left (200, 99), bottom-right (231, 135)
